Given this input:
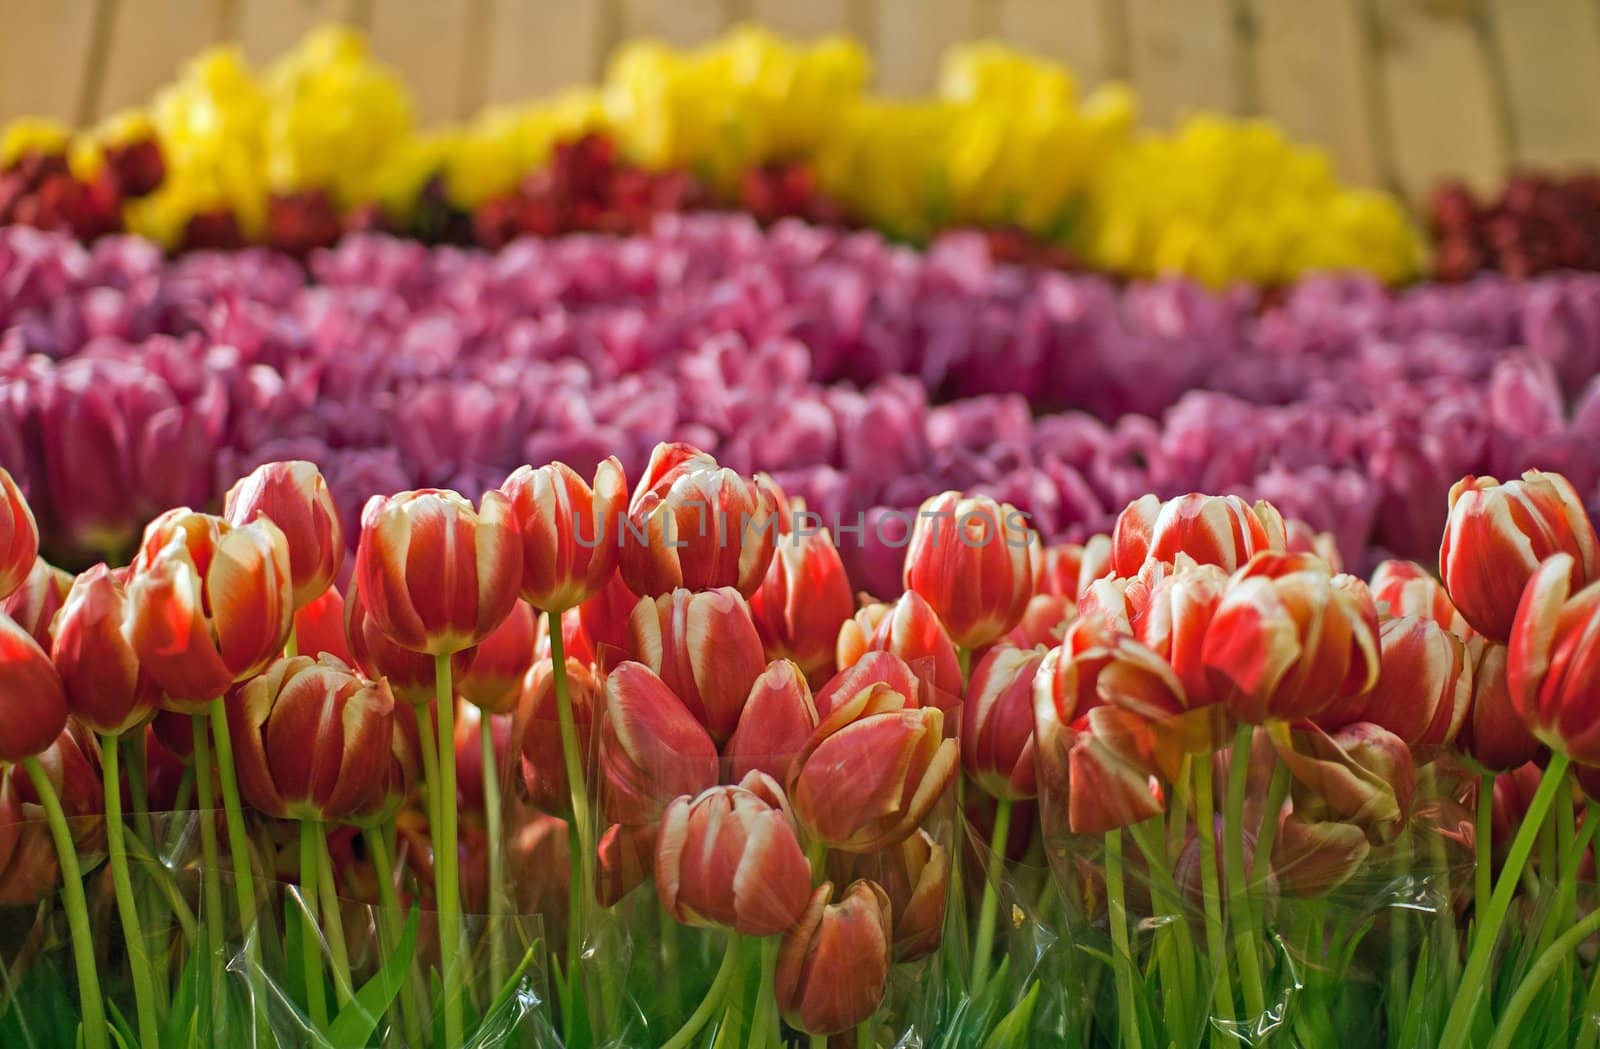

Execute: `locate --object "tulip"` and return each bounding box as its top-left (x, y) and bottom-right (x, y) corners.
top-left (1112, 492), bottom-right (1287, 577)
top-left (344, 576), bottom-right (472, 704)
top-left (1367, 559), bottom-right (1469, 637)
top-left (500, 457), bottom-right (627, 612)
top-left (790, 676), bottom-right (956, 852)
top-left (1, 556), bottom-right (72, 648)
top-left (52, 565), bottom-right (161, 737)
top-left (294, 584), bottom-right (353, 663)
top-left (1273, 814), bottom-right (1372, 897)
top-left (629, 586), bottom-right (766, 743)
top-left (1039, 537), bottom-right (1111, 599)
top-left (835, 590), bottom-right (963, 710)
top-left (597, 821), bottom-right (657, 906)
top-left (844, 828), bottom-right (948, 961)
top-left (458, 601), bottom-right (537, 714)
top-left (598, 661), bottom-right (719, 826)
top-left (962, 644), bottom-right (1043, 801)
top-left (0, 468), bottom-right (39, 602)
top-left (122, 509), bottom-right (294, 705)
top-left (1459, 638), bottom-right (1544, 772)
top-left (1202, 552), bottom-right (1381, 725)
top-left (577, 569), bottom-right (639, 670)
top-left (812, 649), bottom-right (925, 721)
top-left (1318, 615), bottom-right (1471, 747)
top-left (1440, 470), bottom-right (1599, 642)
top-left (620, 444), bottom-right (781, 598)
top-left (453, 704), bottom-right (514, 813)
top-left (518, 657), bottom-right (602, 818)
top-left (775, 880), bottom-right (893, 1036)
top-left (0, 612), bottom-right (70, 762)
top-left (345, 703), bottom-right (421, 826)
top-left (1285, 519), bottom-right (1343, 571)
top-left (903, 491), bottom-right (1037, 649)
top-left (228, 654), bottom-right (397, 821)
top-left (748, 527), bottom-right (854, 680)
top-left (1507, 552), bottom-right (1600, 764)
top-left (725, 659), bottom-right (819, 783)
top-left (353, 488), bottom-right (523, 656)
top-left (1270, 721), bottom-right (1415, 847)
top-left (656, 771), bottom-right (813, 935)
top-left (0, 723), bottom-right (105, 905)
top-left (224, 460), bottom-right (344, 610)
top-left (1132, 561), bottom-right (1228, 705)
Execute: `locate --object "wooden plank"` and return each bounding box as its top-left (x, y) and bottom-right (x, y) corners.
top-left (619, 0), bottom-right (729, 45)
top-left (1369, 0), bottom-right (1507, 200)
top-left (0, 0), bottom-right (100, 123)
top-left (235, 0), bottom-right (365, 65)
top-left (365, 0), bottom-right (482, 122)
top-left (749, 0), bottom-right (859, 40)
top-left (483, 0), bottom-right (608, 102)
top-left (1487, 0), bottom-right (1600, 168)
top-left (1125, 0), bottom-right (1249, 126)
top-left (92, 0), bottom-right (229, 120)
top-left (873, 0), bottom-right (978, 95)
top-left (994, 0), bottom-right (1125, 86)
top-left (1253, 0), bottom-right (1384, 186)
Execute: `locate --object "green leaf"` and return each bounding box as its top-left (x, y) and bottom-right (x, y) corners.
top-left (980, 981), bottom-right (1041, 1049)
top-left (0, 956), bottom-right (79, 1049)
top-left (104, 998), bottom-right (137, 1049)
top-left (324, 904), bottom-right (421, 1049)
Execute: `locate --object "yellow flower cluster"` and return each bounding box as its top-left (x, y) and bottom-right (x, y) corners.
top-left (3, 24), bottom-right (1425, 284)
top-left (1082, 116), bottom-right (1423, 286)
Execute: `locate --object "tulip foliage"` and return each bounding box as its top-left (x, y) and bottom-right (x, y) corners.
top-left (6, 451), bottom-right (1600, 1048)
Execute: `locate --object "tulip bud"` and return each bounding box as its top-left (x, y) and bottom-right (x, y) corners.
top-left (813, 649), bottom-right (925, 722)
top-left (1273, 815), bottom-right (1371, 897)
top-left (726, 660), bottom-right (819, 783)
top-left (962, 644), bottom-right (1043, 801)
top-left (0, 557), bottom-right (72, 649)
top-left (1040, 538), bottom-right (1111, 599)
top-left (1112, 492), bottom-right (1287, 577)
top-left (294, 584), bottom-right (353, 663)
top-left (749, 528), bottom-right (854, 680)
top-left (1133, 562), bottom-right (1228, 705)
top-left (775, 880), bottom-right (893, 1036)
top-left (518, 657), bottom-right (602, 818)
top-left (224, 460), bottom-right (344, 610)
top-left (598, 661), bottom-right (719, 825)
top-left (903, 491), bottom-right (1037, 649)
top-left (0, 468), bottom-right (39, 602)
top-left (1460, 638), bottom-right (1544, 771)
top-left (1369, 559), bottom-right (1471, 637)
top-left (453, 704), bottom-right (513, 813)
top-left (790, 677), bottom-right (956, 853)
top-left (123, 510), bottom-right (295, 706)
top-left (458, 600), bottom-right (537, 714)
top-left (835, 591), bottom-right (963, 710)
top-left (0, 613), bottom-right (69, 762)
top-left (598, 820), bottom-right (656, 906)
top-left (844, 828), bottom-right (947, 961)
top-left (629, 587), bottom-right (766, 743)
top-left (1507, 552), bottom-right (1600, 764)
top-left (500, 457), bottom-right (627, 612)
top-left (346, 705), bottom-right (422, 827)
top-left (52, 564), bottom-right (160, 737)
top-left (353, 489), bottom-right (523, 656)
top-left (1008, 594), bottom-right (1072, 649)
top-left (229, 654), bottom-right (397, 822)
top-left (621, 444), bottom-right (781, 599)
top-left (1270, 721), bottom-right (1415, 846)
top-left (656, 771), bottom-right (814, 935)
top-left (1285, 519), bottom-right (1344, 571)
top-left (577, 569), bottom-right (639, 670)
top-left (1440, 470), bottom-right (1599, 642)
top-left (1202, 552), bottom-right (1381, 724)
top-left (1318, 615), bottom-right (1471, 747)
top-left (344, 576), bottom-right (472, 704)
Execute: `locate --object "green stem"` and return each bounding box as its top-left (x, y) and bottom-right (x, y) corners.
top-left (1485, 904), bottom-right (1600, 1049)
top-left (191, 714), bottom-right (228, 1042)
top-left (1248, 760), bottom-right (1291, 889)
top-left (970, 797), bottom-right (1013, 995)
top-left (122, 732), bottom-right (158, 857)
top-left (661, 902), bottom-right (683, 1022)
top-left (547, 627), bottom-right (595, 992)
top-left (1224, 725), bottom-right (1267, 1022)
top-left (433, 653), bottom-right (466, 1049)
top-left (1106, 828), bottom-right (1143, 1049)
top-left (1194, 756), bottom-right (1238, 1037)
top-left (809, 1037), bottom-right (827, 1049)
top-left (661, 935), bottom-right (742, 1049)
top-left (315, 825), bottom-right (355, 1006)
top-left (101, 734), bottom-right (162, 1048)
top-left (748, 936), bottom-right (780, 1049)
top-left (22, 756), bottom-right (107, 1049)
top-left (856, 1016), bottom-right (875, 1049)
top-left (1131, 817), bottom-right (1196, 1046)
top-left (1386, 833), bottom-right (1413, 1043)
top-left (1575, 897), bottom-right (1600, 1049)
top-left (366, 824), bottom-right (424, 1048)
top-left (1536, 783), bottom-right (1581, 958)
top-left (412, 704), bottom-right (442, 840)
top-left (299, 821), bottom-right (329, 1031)
top-left (161, 764), bottom-right (195, 860)
top-left (208, 697), bottom-right (267, 1038)
top-left (481, 712), bottom-right (507, 991)
top-left (1419, 765), bottom-right (1459, 991)
top-left (1439, 752), bottom-right (1572, 1046)
top-left (1476, 772), bottom-right (1494, 936)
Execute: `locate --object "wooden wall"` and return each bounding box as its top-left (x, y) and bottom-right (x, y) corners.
top-left (2, 0), bottom-right (1598, 202)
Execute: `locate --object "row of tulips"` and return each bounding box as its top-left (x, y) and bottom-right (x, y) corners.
top-left (8, 436), bottom-right (1600, 1045)
top-left (6, 218), bottom-right (1600, 584)
top-left (0, 25), bottom-right (1422, 286)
